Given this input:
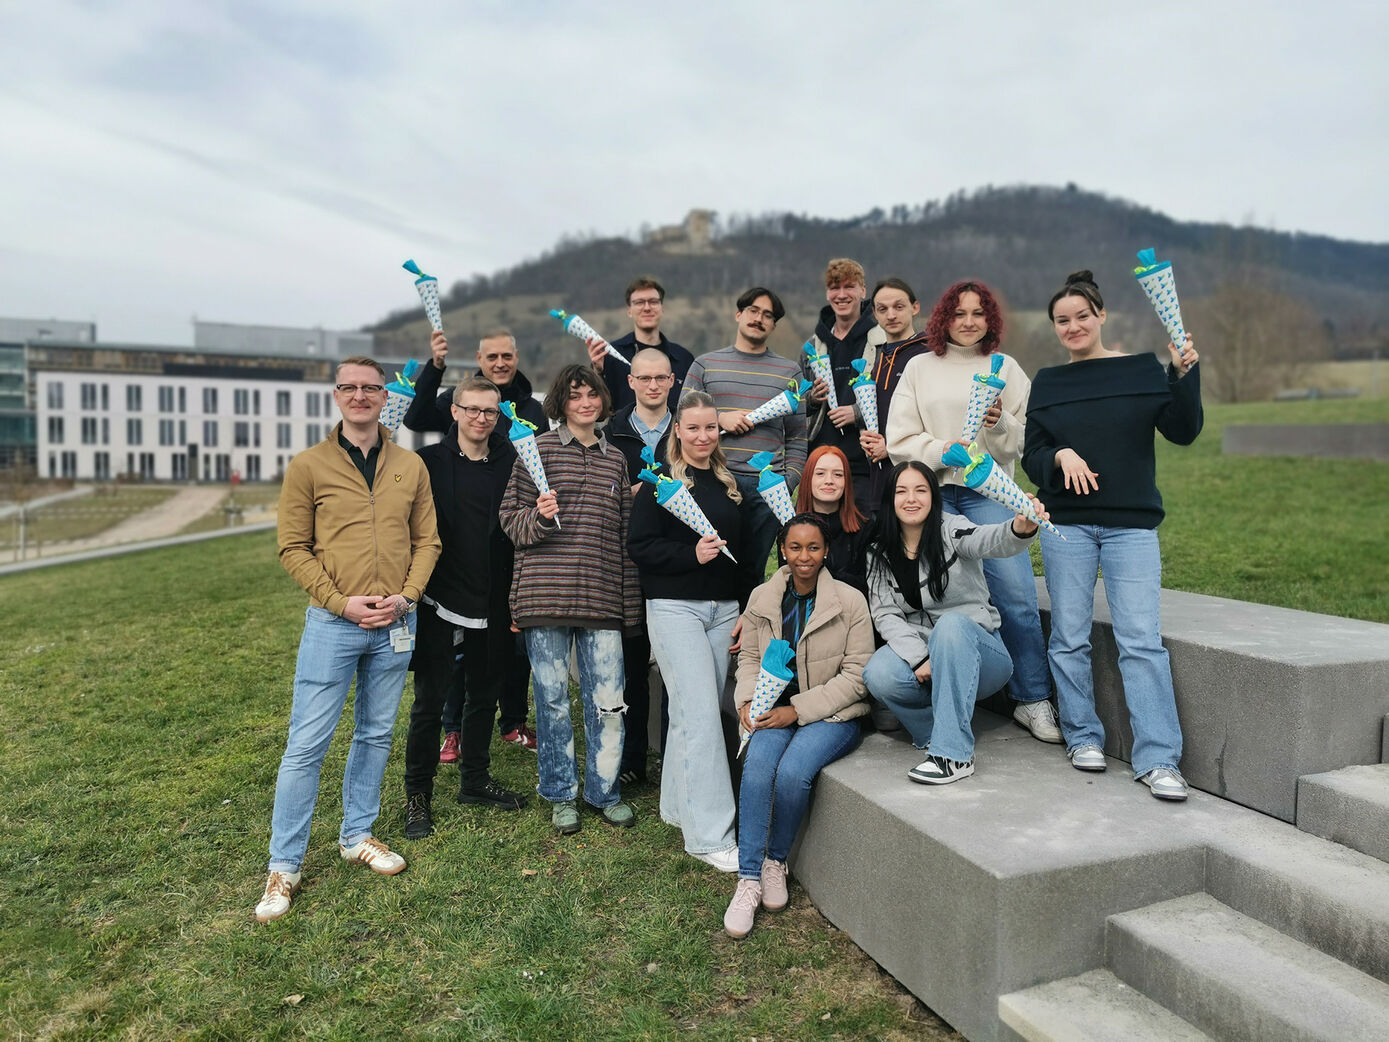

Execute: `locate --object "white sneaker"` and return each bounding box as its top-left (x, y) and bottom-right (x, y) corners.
top-left (691, 845), bottom-right (739, 873)
top-left (1013, 700), bottom-right (1063, 743)
top-left (255, 870), bottom-right (301, 923)
top-left (1140, 768), bottom-right (1189, 801)
top-left (1068, 744), bottom-right (1107, 772)
top-left (339, 836), bottom-right (406, 875)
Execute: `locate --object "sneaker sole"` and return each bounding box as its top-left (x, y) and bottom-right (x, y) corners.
top-left (761, 896), bottom-right (788, 912)
top-left (724, 924), bottom-right (753, 939)
top-left (907, 764), bottom-right (975, 785)
top-left (553, 820), bottom-right (581, 835)
top-left (403, 823), bottom-right (435, 840)
top-left (1013, 715), bottom-right (1064, 744)
top-left (344, 857), bottom-right (406, 876)
top-left (255, 884), bottom-right (300, 924)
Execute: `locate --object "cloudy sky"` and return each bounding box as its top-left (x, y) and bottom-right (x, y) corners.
top-left (2, 1), bottom-right (1385, 345)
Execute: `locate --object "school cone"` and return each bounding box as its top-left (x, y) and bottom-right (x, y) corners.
top-left (1133, 248), bottom-right (1189, 349)
top-left (380, 360), bottom-right (422, 438)
top-left (502, 402), bottom-right (559, 528)
top-left (637, 468), bottom-right (736, 561)
top-left (803, 341), bottom-right (838, 409)
top-left (402, 260), bottom-right (443, 333)
top-left (960, 355), bottom-right (1006, 443)
top-left (550, 309), bottom-right (630, 367)
top-left (749, 451), bottom-right (795, 524)
top-left (941, 443), bottom-right (1063, 539)
top-left (849, 359), bottom-right (878, 433)
top-left (744, 379), bottom-right (812, 427)
top-left (737, 639), bottom-right (795, 758)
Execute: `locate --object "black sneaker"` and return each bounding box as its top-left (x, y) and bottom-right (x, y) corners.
top-left (459, 777), bottom-right (528, 811)
top-left (907, 754), bottom-right (975, 786)
top-left (403, 792), bottom-right (434, 839)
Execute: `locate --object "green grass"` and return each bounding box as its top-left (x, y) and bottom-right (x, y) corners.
top-left (0, 534), bottom-right (954, 1041)
top-left (1, 487), bottom-right (176, 550)
top-left (178, 486), bottom-right (284, 536)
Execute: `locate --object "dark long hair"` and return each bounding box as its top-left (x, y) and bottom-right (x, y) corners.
top-left (868, 461), bottom-right (951, 602)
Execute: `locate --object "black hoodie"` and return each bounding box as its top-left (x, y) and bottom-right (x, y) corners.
top-left (805, 302), bottom-right (885, 479)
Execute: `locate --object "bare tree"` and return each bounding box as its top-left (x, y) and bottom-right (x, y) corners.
top-left (1185, 281), bottom-right (1327, 402)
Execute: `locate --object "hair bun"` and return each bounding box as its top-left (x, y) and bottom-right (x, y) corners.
top-left (1065, 269), bottom-right (1096, 287)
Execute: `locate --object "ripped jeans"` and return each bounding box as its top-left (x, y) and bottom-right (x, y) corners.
top-left (524, 625), bottom-right (626, 809)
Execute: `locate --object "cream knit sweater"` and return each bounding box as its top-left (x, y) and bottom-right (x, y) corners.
top-left (885, 343), bottom-right (1031, 487)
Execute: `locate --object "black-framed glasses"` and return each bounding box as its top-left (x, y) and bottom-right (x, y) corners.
top-left (630, 374), bottom-right (673, 385)
top-left (335, 383), bottom-right (385, 395)
top-left (741, 306), bottom-right (778, 323)
top-left (454, 405), bottom-right (501, 421)
top-left (629, 297), bottom-right (663, 309)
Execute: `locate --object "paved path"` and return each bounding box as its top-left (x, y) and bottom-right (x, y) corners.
top-left (0, 486), bottom-right (93, 519)
top-left (37, 486), bottom-right (227, 557)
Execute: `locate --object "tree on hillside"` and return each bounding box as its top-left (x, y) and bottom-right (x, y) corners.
top-left (1185, 282), bottom-right (1327, 402)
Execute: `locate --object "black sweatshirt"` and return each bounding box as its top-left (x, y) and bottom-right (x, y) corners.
top-left (1022, 353), bottom-right (1203, 530)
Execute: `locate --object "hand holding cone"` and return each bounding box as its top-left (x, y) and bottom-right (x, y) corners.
top-left (744, 378), bottom-right (812, 427)
top-left (941, 443), bottom-right (1063, 539)
top-left (637, 463), bottom-right (736, 562)
top-left (737, 639), bottom-right (795, 758)
top-left (960, 354), bottom-right (1007, 444)
top-left (380, 359), bottom-right (423, 438)
top-left (748, 451), bottom-right (795, 524)
top-left (402, 259), bottom-right (443, 333)
top-left (550, 309), bottom-right (630, 368)
top-left (502, 401), bottom-right (559, 528)
top-left (1133, 248), bottom-right (1189, 351)
top-left (803, 341), bottom-right (838, 409)
top-left (849, 359), bottom-right (879, 434)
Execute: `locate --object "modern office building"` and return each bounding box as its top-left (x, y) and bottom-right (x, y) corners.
top-left (0, 318), bottom-right (98, 470)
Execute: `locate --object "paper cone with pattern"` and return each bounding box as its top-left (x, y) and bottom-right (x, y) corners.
top-left (941, 443), bottom-right (1063, 539)
top-left (550, 309), bottom-right (630, 368)
top-left (744, 378), bottom-right (812, 427)
top-left (803, 341), bottom-right (838, 409)
top-left (737, 639), bottom-right (795, 758)
top-left (502, 401), bottom-right (559, 528)
top-left (402, 259), bottom-right (443, 333)
top-left (748, 451), bottom-right (795, 524)
top-left (637, 467), bottom-right (736, 562)
top-left (849, 359), bottom-right (878, 433)
top-left (1133, 248), bottom-right (1189, 349)
top-left (960, 354), bottom-right (1007, 444)
top-left (380, 359), bottom-right (423, 438)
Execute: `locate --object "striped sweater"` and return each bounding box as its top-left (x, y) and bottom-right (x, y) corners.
top-left (498, 425), bottom-right (642, 630)
top-left (683, 345), bottom-right (808, 488)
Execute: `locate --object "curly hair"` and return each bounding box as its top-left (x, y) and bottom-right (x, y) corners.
top-left (924, 280), bottom-right (1004, 358)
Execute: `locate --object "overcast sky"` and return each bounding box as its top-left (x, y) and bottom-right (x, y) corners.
top-left (2, 0), bottom-right (1385, 345)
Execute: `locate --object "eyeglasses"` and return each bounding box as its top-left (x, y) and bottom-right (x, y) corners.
top-left (629, 297), bottom-right (663, 310)
top-left (335, 383), bottom-right (385, 395)
top-left (630, 374), bottom-right (673, 385)
top-left (454, 405), bottom-right (501, 421)
top-left (741, 306), bottom-right (778, 323)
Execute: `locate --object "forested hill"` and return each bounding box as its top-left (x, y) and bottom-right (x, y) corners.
top-left (370, 185), bottom-right (1389, 399)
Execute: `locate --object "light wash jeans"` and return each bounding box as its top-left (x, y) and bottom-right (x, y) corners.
top-left (738, 718), bottom-right (861, 878)
top-left (647, 598), bottom-right (739, 854)
top-left (938, 484), bottom-right (1052, 705)
top-left (524, 626), bottom-right (626, 808)
top-left (1040, 524), bottom-right (1182, 777)
top-left (861, 613), bottom-right (1014, 762)
top-left (268, 606), bottom-right (416, 873)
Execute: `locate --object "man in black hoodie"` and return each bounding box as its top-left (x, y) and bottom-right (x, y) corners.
top-left (403, 328), bottom-right (546, 433)
top-left (401, 376), bottom-right (528, 839)
top-left (585, 276), bottom-right (693, 413)
top-left (802, 258), bottom-right (887, 508)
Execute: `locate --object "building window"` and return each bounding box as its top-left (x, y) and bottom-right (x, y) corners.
top-left (323, 392), bottom-right (332, 415)
top-left (306, 393), bottom-right (320, 417)
top-left (178, 420), bottom-right (187, 444)
top-left (253, 424), bottom-right (261, 448)
top-left (306, 423), bottom-right (322, 445)
top-left (48, 416), bottom-right (64, 444)
top-left (127, 418), bottom-right (143, 445)
top-left (101, 384), bottom-right (110, 410)
top-left (234, 421), bottom-right (250, 447)
top-left (61, 451), bottom-right (77, 478)
top-left (171, 453), bottom-right (188, 481)
top-left (47, 382), bottom-right (64, 409)
top-left (276, 390), bottom-right (291, 416)
top-left (126, 385), bottom-right (142, 411)
top-left (159, 419), bottom-right (176, 446)
top-left (204, 420), bottom-right (218, 446)
top-left (101, 418), bottom-right (110, 445)
top-left (276, 423), bottom-right (291, 448)
top-left (178, 387), bottom-right (187, 413)
top-left (252, 389), bottom-right (261, 416)
top-left (81, 383), bottom-right (97, 409)
top-left (234, 389), bottom-right (249, 415)
top-left (203, 388), bottom-right (218, 414)
top-left (245, 455), bottom-right (262, 481)
top-left (159, 386), bottom-right (175, 412)
top-left (94, 452), bottom-right (111, 481)
top-left (139, 453), bottom-right (156, 480)
top-left (214, 454), bottom-right (231, 482)
top-left (81, 417), bottom-right (98, 444)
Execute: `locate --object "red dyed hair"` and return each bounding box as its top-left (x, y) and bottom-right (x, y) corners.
top-left (924, 280), bottom-right (1005, 357)
top-left (795, 445), bottom-right (866, 533)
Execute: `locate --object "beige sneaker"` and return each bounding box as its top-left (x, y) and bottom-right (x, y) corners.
top-left (339, 836), bottom-right (406, 875)
top-left (724, 878), bottom-right (762, 939)
top-left (760, 859), bottom-right (789, 911)
top-left (255, 870), bottom-right (301, 923)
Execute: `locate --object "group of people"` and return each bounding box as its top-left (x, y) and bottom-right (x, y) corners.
top-left (257, 262), bottom-right (1203, 941)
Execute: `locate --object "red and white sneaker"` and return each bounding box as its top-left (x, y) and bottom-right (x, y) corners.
top-left (339, 836), bottom-right (406, 875)
top-left (439, 731), bottom-right (461, 764)
top-left (501, 725), bottom-right (538, 752)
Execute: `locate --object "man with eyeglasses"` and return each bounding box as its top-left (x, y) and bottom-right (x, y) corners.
top-left (404, 327), bottom-right (546, 435)
top-left (585, 276), bottom-right (693, 413)
top-left (683, 287), bottom-right (806, 575)
top-left (603, 347), bottom-right (678, 785)
top-left (400, 376), bottom-right (529, 841)
top-left (258, 356), bottom-right (441, 923)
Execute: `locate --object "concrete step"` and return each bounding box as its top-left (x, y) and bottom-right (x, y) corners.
top-left (1299, 763), bottom-right (1389, 864)
top-left (1107, 893), bottom-right (1389, 1042)
top-left (998, 969), bottom-right (1212, 1042)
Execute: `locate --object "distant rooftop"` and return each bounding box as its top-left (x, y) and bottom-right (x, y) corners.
top-left (193, 320), bottom-right (373, 359)
top-left (0, 318), bottom-right (97, 344)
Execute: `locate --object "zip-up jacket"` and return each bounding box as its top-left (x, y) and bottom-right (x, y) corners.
top-left (605, 402), bottom-right (669, 484)
top-left (602, 331), bottom-right (694, 413)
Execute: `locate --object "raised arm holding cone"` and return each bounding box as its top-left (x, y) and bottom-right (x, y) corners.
top-left (550, 308), bottom-right (630, 368)
top-left (1133, 248), bottom-right (1189, 351)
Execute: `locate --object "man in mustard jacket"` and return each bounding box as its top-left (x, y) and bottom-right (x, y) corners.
top-left (256, 356), bottom-right (441, 923)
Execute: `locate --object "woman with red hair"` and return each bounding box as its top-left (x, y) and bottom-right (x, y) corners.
top-left (793, 444), bottom-right (873, 597)
top-left (883, 280), bottom-right (1060, 745)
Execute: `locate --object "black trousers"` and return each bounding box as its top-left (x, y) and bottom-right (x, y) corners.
top-left (404, 608), bottom-right (510, 795)
top-left (442, 634), bottom-right (530, 735)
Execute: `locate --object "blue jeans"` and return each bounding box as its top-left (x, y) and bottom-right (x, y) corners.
top-left (268, 606), bottom-right (416, 873)
top-left (1040, 525), bottom-right (1182, 777)
top-left (861, 614), bottom-right (1013, 762)
top-left (734, 471), bottom-right (783, 582)
top-left (738, 719), bottom-right (861, 878)
top-left (524, 626), bottom-right (626, 808)
top-left (938, 484), bottom-right (1051, 705)
top-left (646, 599), bottom-right (739, 854)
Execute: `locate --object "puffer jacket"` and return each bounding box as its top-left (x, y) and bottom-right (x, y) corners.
top-left (736, 565), bottom-right (873, 724)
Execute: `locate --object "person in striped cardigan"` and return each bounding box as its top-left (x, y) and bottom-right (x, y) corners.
top-left (499, 365), bottom-right (643, 834)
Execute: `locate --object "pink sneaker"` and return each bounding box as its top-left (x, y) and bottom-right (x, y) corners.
top-left (439, 731), bottom-right (460, 764)
top-left (501, 725), bottom-right (538, 752)
top-left (724, 878), bottom-right (762, 939)
top-left (760, 859), bottom-right (788, 911)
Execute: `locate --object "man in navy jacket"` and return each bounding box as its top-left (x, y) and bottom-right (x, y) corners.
top-left (586, 276), bottom-right (693, 413)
